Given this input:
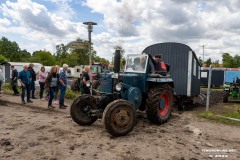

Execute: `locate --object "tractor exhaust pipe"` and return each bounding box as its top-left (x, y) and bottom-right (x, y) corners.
top-left (114, 49), bottom-right (121, 73)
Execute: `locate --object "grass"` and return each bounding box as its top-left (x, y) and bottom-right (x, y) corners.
top-left (2, 83), bottom-right (16, 94)
top-left (64, 89), bottom-right (79, 100)
top-left (199, 104), bottom-right (240, 126)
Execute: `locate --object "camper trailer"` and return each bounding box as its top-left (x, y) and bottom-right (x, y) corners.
top-left (74, 65), bottom-right (86, 78)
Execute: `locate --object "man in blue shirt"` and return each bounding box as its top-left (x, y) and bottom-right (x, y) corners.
top-left (18, 65), bottom-right (33, 104)
top-left (59, 64), bottom-right (68, 109)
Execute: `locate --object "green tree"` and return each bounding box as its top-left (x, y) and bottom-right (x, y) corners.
top-left (233, 55), bottom-right (240, 67)
top-left (213, 60), bottom-right (220, 67)
top-left (0, 37), bottom-right (31, 62)
top-left (55, 43), bottom-right (69, 63)
top-left (93, 56), bottom-right (110, 64)
top-left (222, 53), bottom-right (234, 67)
top-left (29, 50), bottom-right (56, 66)
top-left (0, 54), bottom-right (9, 63)
top-left (55, 38), bottom-right (93, 66)
top-left (204, 58), bottom-right (212, 67)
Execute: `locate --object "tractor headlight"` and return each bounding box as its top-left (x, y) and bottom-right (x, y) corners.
top-left (86, 80), bottom-right (91, 87)
top-left (115, 83), bottom-right (122, 91)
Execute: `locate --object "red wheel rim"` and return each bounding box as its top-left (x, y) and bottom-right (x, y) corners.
top-left (159, 92), bottom-right (170, 116)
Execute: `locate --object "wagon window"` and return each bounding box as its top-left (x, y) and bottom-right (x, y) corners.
top-left (201, 72), bottom-right (207, 78)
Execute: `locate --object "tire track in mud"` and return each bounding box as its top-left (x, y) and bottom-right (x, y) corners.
top-left (1, 101), bottom-right (240, 160)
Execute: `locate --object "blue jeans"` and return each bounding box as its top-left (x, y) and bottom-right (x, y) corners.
top-left (21, 84), bottom-right (30, 101)
top-left (48, 87), bottom-right (55, 106)
top-left (54, 87), bottom-right (59, 100)
top-left (59, 85), bottom-right (66, 101)
top-left (30, 81), bottom-right (35, 98)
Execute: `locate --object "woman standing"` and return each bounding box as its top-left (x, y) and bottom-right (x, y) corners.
top-left (0, 65), bottom-right (4, 94)
top-left (38, 66), bottom-right (47, 100)
top-left (45, 66), bottom-right (59, 109)
top-left (54, 65), bottom-right (60, 104)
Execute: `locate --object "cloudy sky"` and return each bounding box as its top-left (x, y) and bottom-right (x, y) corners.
top-left (0, 0), bottom-right (240, 62)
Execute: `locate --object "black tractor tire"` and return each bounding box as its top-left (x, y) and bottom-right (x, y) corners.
top-left (223, 91), bottom-right (229, 103)
top-left (70, 95), bottom-right (98, 126)
top-left (146, 84), bottom-right (173, 124)
top-left (103, 99), bottom-right (137, 137)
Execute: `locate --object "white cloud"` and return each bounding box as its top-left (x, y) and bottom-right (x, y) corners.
top-left (0, 0), bottom-right (87, 53)
top-left (0, 17), bottom-right (11, 26)
top-left (83, 0), bottom-right (240, 62)
top-left (1, 0), bottom-right (240, 63)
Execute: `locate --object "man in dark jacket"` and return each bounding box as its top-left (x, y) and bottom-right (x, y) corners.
top-left (81, 66), bottom-right (90, 94)
top-left (11, 65), bottom-right (19, 95)
top-left (28, 63), bottom-right (37, 99)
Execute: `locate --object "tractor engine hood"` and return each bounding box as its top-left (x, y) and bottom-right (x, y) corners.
top-left (118, 73), bottom-right (145, 91)
top-left (100, 72), bottom-right (146, 93)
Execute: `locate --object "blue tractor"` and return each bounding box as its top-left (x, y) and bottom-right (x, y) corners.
top-left (70, 49), bottom-right (174, 136)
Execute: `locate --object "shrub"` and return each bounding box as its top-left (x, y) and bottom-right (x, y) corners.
top-left (64, 89), bottom-right (79, 100)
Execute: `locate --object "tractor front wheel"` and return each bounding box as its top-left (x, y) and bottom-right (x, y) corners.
top-left (70, 95), bottom-right (98, 126)
top-left (103, 100), bottom-right (137, 137)
top-left (146, 84), bottom-right (173, 124)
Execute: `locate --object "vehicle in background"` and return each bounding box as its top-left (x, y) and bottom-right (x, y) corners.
top-left (223, 76), bottom-right (240, 102)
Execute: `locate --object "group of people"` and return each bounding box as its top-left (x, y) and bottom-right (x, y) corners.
top-left (0, 62), bottom-right (94, 109)
top-left (9, 63), bottom-right (69, 109)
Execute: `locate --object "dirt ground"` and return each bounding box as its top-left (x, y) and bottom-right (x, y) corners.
top-left (0, 102), bottom-right (240, 160)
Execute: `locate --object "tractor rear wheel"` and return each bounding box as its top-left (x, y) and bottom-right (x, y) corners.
top-left (146, 84), bottom-right (173, 124)
top-left (103, 100), bottom-right (137, 137)
top-left (223, 91), bottom-right (229, 103)
top-left (70, 95), bottom-right (98, 126)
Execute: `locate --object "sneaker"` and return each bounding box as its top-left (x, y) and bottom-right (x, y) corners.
top-left (59, 106), bottom-right (66, 109)
top-left (54, 100), bottom-right (59, 105)
top-left (21, 101), bottom-right (25, 105)
top-left (27, 100), bottom-right (33, 103)
top-left (40, 98), bottom-right (45, 101)
top-left (32, 97), bottom-right (38, 99)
